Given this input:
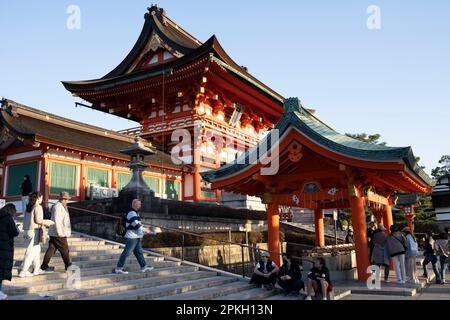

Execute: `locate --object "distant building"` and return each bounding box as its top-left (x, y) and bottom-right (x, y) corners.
top-left (432, 174), bottom-right (450, 223)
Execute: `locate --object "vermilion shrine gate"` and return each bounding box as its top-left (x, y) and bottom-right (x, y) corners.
top-left (202, 98), bottom-right (434, 281)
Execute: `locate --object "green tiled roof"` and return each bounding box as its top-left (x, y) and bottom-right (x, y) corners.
top-left (201, 98), bottom-right (434, 188)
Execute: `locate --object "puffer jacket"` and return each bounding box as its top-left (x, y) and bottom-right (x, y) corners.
top-left (386, 231), bottom-right (407, 257)
top-left (371, 230), bottom-right (390, 265)
top-left (0, 208), bottom-right (20, 281)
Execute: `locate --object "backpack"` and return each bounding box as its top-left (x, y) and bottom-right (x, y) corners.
top-left (117, 213), bottom-right (128, 237)
top-left (408, 236), bottom-right (419, 257)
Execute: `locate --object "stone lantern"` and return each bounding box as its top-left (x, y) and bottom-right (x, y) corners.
top-left (114, 136), bottom-right (157, 213)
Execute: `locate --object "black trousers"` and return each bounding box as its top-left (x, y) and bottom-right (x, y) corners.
top-left (278, 278), bottom-right (304, 294)
top-left (41, 237), bottom-right (72, 270)
top-left (250, 273), bottom-right (277, 286)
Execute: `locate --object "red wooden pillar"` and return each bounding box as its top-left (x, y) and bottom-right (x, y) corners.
top-left (314, 208), bottom-right (325, 247)
top-left (193, 164), bottom-right (202, 202)
top-left (405, 214), bottom-right (414, 233)
top-left (383, 203), bottom-right (395, 270)
top-left (349, 189), bottom-right (370, 281)
top-left (267, 201), bottom-right (281, 266)
top-left (373, 210), bottom-right (383, 225)
top-left (382, 204), bottom-right (394, 235)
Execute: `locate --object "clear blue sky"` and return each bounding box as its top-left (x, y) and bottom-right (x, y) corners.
top-left (1, 1), bottom-right (449, 174)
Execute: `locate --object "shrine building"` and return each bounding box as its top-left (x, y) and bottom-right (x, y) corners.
top-left (201, 98), bottom-right (434, 280)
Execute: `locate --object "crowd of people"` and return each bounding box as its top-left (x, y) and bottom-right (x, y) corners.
top-left (346, 221), bottom-right (449, 285)
top-left (1, 175), bottom-right (449, 300)
top-left (249, 253), bottom-right (333, 300)
top-left (0, 178), bottom-right (155, 300)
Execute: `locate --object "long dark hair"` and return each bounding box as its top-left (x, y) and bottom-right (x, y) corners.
top-left (26, 191), bottom-right (43, 213)
top-left (1, 203), bottom-right (17, 217)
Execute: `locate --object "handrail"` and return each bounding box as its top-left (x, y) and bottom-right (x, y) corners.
top-left (67, 205), bottom-right (277, 255)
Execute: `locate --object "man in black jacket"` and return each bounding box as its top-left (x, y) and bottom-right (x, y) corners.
top-left (277, 255), bottom-right (304, 295)
top-left (249, 251), bottom-right (279, 290)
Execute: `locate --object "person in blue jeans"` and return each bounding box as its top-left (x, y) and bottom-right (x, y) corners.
top-left (434, 232), bottom-right (449, 285)
top-left (422, 231), bottom-right (441, 284)
top-left (114, 199), bottom-right (153, 274)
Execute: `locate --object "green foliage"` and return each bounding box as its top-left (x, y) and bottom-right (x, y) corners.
top-left (431, 155), bottom-right (450, 179)
top-left (411, 194), bottom-right (436, 227)
top-left (345, 133), bottom-right (386, 146)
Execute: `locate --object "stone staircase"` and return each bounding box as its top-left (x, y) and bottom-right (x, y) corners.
top-left (4, 230), bottom-right (292, 300)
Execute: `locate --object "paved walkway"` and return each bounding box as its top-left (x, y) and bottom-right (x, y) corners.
top-left (343, 283), bottom-right (450, 300)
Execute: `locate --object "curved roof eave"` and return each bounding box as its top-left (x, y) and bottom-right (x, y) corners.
top-left (202, 98), bottom-right (434, 190)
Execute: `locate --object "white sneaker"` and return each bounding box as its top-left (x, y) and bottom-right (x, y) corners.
top-left (18, 271), bottom-right (34, 278)
top-left (114, 268), bottom-right (129, 274)
top-left (323, 297), bottom-right (328, 300)
top-left (0, 291), bottom-right (7, 300)
top-left (141, 266), bottom-right (154, 273)
top-left (305, 296), bottom-right (312, 300)
top-left (33, 269), bottom-right (46, 276)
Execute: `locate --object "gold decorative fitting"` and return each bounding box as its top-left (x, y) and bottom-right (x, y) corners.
top-left (288, 142), bottom-right (303, 163)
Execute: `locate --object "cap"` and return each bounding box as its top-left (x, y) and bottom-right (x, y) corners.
top-left (59, 191), bottom-right (71, 200)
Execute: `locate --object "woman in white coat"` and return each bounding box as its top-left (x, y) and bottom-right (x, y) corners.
top-left (19, 192), bottom-right (54, 277)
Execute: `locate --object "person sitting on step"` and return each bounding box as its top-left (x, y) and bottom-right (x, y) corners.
top-left (249, 251), bottom-right (279, 290)
top-left (305, 257), bottom-right (333, 300)
top-left (277, 254), bottom-right (304, 296)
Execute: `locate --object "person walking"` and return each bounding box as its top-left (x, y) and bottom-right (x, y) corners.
top-left (422, 231), bottom-right (441, 284)
top-left (386, 224), bottom-right (407, 284)
top-left (0, 204), bottom-right (20, 300)
top-left (20, 175), bottom-right (33, 214)
top-left (40, 192), bottom-right (73, 272)
top-left (19, 192), bottom-right (54, 277)
top-left (403, 227), bottom-right (419, 284)
top-left (371, 224), bottom-right (390, 282)
top-left (434, 232), bottom-right (449, 285)
top-left (114, 199), bottom-right (154, 274)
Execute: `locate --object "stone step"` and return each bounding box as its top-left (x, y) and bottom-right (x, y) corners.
top-left (14, 244), bottom-right (121, 255)
top-left (82, 276), bottom-right (238, 300)
top-left (212, 287), bottom-right (278, 300)
top-left (8, 268), bottom-right (205, 300)
top-left (264, 293), bottom-right (301, 300)
top-left (11, 258), bottom-right (179, 282)
top-left (14, 253), bottom-right (164, 266)
top-left (4, 264), bottom-right (188, 295)
top-left (155, 280), bottom-right (255, 300)
top-left (14, 238), bottom-right (108, 249)
top-left (14, 248), bottom-right (125, 260)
